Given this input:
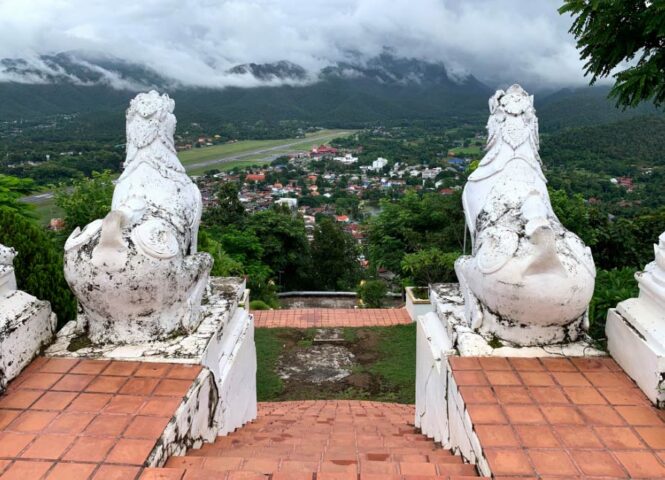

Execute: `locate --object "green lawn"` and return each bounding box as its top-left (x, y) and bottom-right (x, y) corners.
top-left (449, 144), bottom-right (482, 157)
top-left (255, 324), bottom-right (417, 404)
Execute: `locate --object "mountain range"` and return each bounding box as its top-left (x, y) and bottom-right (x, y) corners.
top-left (0, 51), bottom-right (661, 131)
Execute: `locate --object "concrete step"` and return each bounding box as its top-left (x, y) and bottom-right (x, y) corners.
top-left (148, 401), bottom-right (485, 479)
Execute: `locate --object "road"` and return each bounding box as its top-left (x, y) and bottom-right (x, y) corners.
top-left (21, 130), bottom-right (352, 204)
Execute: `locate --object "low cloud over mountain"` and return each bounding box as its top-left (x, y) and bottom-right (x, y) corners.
top-left (0, 0), bottom-right (592, 90)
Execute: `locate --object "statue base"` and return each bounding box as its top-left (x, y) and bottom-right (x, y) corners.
top-left (46, 276), bottom-right (257, 462)
top-left (606, 299), bottom-right (665, 408)
top-left (429, 283), bottom-right (603, 357)
top-left (416, 283), bottom-right (605, 474)
top-left (0, 290), bottom-right (56, 391)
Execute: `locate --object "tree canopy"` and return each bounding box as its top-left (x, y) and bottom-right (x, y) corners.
top-left (560, 0), bottom-right (665, 107)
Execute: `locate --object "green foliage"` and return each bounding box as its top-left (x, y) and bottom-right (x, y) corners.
top-left (250, 300), bottom-right (271, 311)
top-left (310, 217), bottom-right (360, 290)
top-left (401, 248), bottom-right (459, 286)
top-left (55, 170), bottom-right (114, 231)
top-left (367, 191), bottom-right (465, 276)
top-left (357, 280), bottom-right (388, 308)
top-left (197, 229), bottom-right (244, 277)
top-left (0, 208), bottom-right (77, 327)
top-left (0, 174), bottom-right (35, 218)
top-left (549, 189), bottom-right (597, 246)
top-left (588, 268), bottom-right (639, 342)
top-left (246, 208), bottom-right (311, 291)
top-left (203, 182), bottom-right (247, 227)
top-left (593, 209), bottom-right (665, 270)
top-left (560, 0), bottom-right (665, 107)
top-left (542, 116), bottom-right (665, 175)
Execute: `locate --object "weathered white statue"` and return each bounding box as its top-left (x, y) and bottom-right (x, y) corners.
top-left (637, 232), bottom-right (665, 311)
top-left (455, 85), bottom-right (596, 346)
top-left (606, 231), bottom-right (665, 406)
top-left (0, 244), bottom-right (56, 390)
top-left (64, 91), bottom-right (213, 344)
top-left (0, 244), bottom-right (17, 296)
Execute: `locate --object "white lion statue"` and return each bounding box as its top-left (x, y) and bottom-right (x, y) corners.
top-left (64, 91), bottom-right (213, 344)
top-left (455, 84), bottom-right (596, 346)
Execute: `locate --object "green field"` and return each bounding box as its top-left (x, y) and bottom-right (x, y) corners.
top-left (180, 129), bottom-right (354, 175)
top-left (449, 144), bottom-right (483, 157)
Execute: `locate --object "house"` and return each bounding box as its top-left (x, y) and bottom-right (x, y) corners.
top-left (275, 198), bottom-right (298, 211)
top-left (311, 145), bottom-right (338, 157)
top-left (335, 215), bottom-right (350, 223)
top-left (334, 153), bottom-right (358, 165)
top-left (245, 173), bottom-right (266, 182)
top-left (369, 157), bottom-right (388, 171)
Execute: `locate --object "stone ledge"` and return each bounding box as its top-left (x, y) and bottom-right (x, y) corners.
top-left (46, 277), bottom-right (246, 363)
top-left (0, 290), bottom-right (56, 391)
top-left (430, 283), bottom-right (604, 357)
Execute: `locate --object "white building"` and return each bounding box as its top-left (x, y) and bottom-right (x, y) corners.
top-left (334, 153), bottom-right (358, 165)
top-left (422, 167), bottom-right (442, 180)
top-left (369, 157), bottom-right (388, 171)
top-left (275, 198), bottom-right (298, 211)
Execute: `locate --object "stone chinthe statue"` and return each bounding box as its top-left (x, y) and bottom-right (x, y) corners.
top-left (0, 244), bottom-right (17, 296)
top-left (606, 231), bottom-right (665, 407)
top-left (64, 91), bottom-right (213, 344)
top-left (0, 243), bottom-right (56, 390)
top-left (455, 84), bottom-right (596, 346)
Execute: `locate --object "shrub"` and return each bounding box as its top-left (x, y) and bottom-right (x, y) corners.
top-left (588, 267), bottom-right (638, 342)
top-left (401, 248), bottom-right (459, 286)
top-left (357, 279), bottom-right (388, 308)
top-left (250, 300), bottom-right (271, 311)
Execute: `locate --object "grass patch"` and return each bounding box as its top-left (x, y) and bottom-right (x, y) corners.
top-left (255, 323), bottom-right (417, 404)
top-left (366, 324), bottom-right (417, 403)
top-left (255, 328), bottom-right (287, 400)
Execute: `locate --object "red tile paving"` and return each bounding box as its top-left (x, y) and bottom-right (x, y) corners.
top-left (253, 308), bottom-right (412, 328)
top-left (451, 355), bottom-right (665, 479)
top-left (149, 400), bottom-right (484, 479)
top-left (0, 356), bottom-right (202, 479)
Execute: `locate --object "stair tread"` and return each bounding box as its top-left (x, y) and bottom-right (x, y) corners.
top-left (151, 400), bottom-right (484, 479)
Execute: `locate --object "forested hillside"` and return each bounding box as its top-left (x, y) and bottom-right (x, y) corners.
top-left (541, 115), bottom-right (665, 174)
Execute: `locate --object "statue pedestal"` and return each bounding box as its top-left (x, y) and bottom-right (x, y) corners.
top-left (46, 276), bottom-right (257, 462)
top-left (0, 290), bottom-right (56, 391)
top-left (415, 283), bottom-right (604, 464)
top-left (606, 297), bottom-right (665, 408)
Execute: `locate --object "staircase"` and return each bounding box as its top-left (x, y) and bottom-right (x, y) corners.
top-left (151, 400), bottom-right (484, 479)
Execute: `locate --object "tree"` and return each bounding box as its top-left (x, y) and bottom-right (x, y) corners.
top-left (560, 0), bottom-right (665, 107)
top-left (367, 191), bottom-right (465, 274)
top-left (245, 208), bottom-right (311, 290)
top-left (401, 248), bottom-right (459, 286)
top-left (197, 229), bottom-right (244, 277)
top-left (310, 217), bottom-right (360, 290)
top-left (55, 170), bottom-right (114, 231)
top-left (203, 182), bottom-right (247, 227)
top-left (0, 174), bottom-right (35, 218)
top-left (0, 208), bottom-right (77, 327)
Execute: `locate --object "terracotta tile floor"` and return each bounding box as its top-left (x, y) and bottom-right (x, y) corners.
top-left (451, 356), bottom-right (665, 479)
top-left (0, 356), bottom-right (201, 479)
top-left (253, 308), bottom-right (412, 328)
top-left (144, 400), bottom-right (484, 479)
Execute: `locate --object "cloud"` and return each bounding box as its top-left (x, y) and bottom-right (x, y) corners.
top-left (0, 0), bottom-right (591, 89)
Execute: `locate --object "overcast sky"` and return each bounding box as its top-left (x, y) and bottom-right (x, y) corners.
top-left (0, 0), bottom-right (592, 89)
